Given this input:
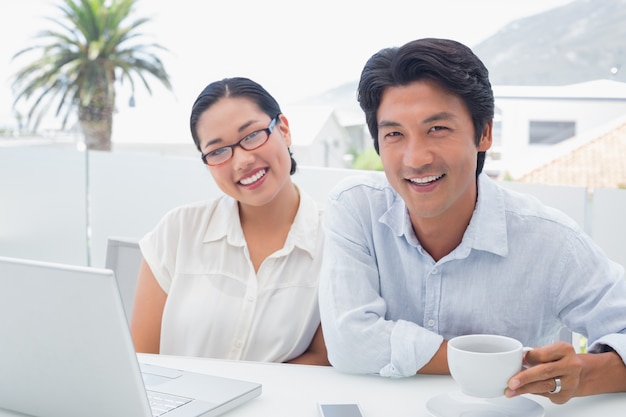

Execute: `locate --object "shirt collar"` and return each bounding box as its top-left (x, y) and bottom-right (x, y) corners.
top-left (380, 189), bottom-right (409, 238)
top-left (202, 187), bottom-right (321, 258)
top-left (284, 189), bottom-right (321, 258)
top-left (468, 173), bottom-right (509, 257)
top-left (203, 195), bottom-right (245, 246)
top-left (379, 173), bottom-right (509, 257)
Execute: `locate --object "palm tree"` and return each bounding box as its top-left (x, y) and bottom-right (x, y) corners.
top-left (11, 0), bottom-right (172, 151)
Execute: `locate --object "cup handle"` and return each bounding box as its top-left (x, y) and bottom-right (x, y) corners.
top-left (522, 347), bottom-right (533, 369)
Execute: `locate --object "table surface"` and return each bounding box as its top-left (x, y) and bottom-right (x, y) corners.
top-left (0, 353), bottom-right (623, 417)
top-left (137, 353), bottom-right (624, 417)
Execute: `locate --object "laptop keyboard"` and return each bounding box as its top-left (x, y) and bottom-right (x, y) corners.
top-left (147, 390), bottom-right (193, 416)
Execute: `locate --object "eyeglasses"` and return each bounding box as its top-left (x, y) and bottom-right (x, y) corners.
top-left (201, 117), bottom-right (278, 166)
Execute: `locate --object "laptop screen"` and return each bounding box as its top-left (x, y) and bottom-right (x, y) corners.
top-left (0, 256), bottom-right (261, 417)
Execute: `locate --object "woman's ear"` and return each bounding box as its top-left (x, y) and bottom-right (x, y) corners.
top-left (277, 113), bottom-right (292, 147)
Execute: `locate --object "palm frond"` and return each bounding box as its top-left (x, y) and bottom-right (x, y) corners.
top-left (11, 0), bottom-right (172, 143)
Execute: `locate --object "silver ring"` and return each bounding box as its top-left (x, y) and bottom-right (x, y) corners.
top-left (548, 377), bottom-right (562, 394)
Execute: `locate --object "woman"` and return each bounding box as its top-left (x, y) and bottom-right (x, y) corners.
top-left (130, 77), bottom-right (329, 365)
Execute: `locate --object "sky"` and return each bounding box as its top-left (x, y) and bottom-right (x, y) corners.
top-left (0, 0), bottom-right (574, 142)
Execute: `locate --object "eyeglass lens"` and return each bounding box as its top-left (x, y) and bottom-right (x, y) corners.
top-left (202, 118), bottom-right (276, 165)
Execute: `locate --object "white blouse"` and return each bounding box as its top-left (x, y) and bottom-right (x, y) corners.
top-left (139, 189), bottom-right (324, 362)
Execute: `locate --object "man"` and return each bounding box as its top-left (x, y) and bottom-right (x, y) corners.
top-left (318, 38), bottom-right (626, 404)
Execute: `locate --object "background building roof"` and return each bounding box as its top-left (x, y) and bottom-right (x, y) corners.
top-left (517, 120), bottom-right (626, 190)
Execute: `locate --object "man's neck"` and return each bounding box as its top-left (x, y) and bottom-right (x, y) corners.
top-left (410, 183), bottom-right (479, 262)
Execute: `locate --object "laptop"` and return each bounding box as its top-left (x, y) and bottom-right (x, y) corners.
top-left (104, 236), bottom-right (142, 323)
top-left (0, 256), bottom-right (262, 417)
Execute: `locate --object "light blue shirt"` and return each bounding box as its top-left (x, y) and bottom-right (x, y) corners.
top-left (319, 172), bottom-right (626, 377)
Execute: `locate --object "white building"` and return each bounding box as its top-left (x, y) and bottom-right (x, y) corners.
top-left (490, 79), bottom-right (626, 177)
top-left (283, 105), bottom-right (354, 169)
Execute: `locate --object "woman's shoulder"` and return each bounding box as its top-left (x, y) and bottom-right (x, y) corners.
top-left (157, 195), bottom-right (234, 227)
top-left (297, 187), bottom-right (322, 211)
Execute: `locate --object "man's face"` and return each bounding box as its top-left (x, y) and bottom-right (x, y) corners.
top-left (377, 79), bottom-right (492, 227)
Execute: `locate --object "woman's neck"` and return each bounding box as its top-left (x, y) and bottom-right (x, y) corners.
top-left (238, 182), bottom-right (300, 272)
top-left (238, 182), bottom-right (300, 231)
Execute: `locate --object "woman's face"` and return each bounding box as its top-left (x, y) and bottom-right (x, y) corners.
top-left (195, 97), bottom-right (293, 206)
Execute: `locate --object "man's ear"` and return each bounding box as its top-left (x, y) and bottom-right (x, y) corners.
top-left (478, 121), bottom-right (493, 151)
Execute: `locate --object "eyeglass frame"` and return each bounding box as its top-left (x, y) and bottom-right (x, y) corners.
top-left (200, 116), bottom-right (279, 166)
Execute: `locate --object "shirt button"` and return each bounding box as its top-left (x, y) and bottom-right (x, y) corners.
top-left (235, 341), bottom-right (243, 348)
top-left (432, 267), bottom-right (438, 274)
top-left (247, 296), bottom-right (255, 302)
top-left (427, 319), bottom-right (435, 327)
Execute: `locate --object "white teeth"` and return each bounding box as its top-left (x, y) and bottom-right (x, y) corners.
top-left (239, 169), bottom-right (266, 185)
top-left (409, 174), bottom-right (443, 184)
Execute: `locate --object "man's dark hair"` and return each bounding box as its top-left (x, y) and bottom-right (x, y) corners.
top-left (357, 38), bottom-right (494, 176)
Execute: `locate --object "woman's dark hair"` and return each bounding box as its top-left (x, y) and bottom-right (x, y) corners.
top-left (357, 38), bottom-right (494, 176)
top-left (190, 77), bottom-right (297, 175)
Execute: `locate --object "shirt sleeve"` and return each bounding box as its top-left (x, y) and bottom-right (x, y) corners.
top-left (555, 230), bottom-right (626, 364)
top-left (318, 184), bottom-right (443, 377)
top-left (138, 207), bottom-right (183, 293)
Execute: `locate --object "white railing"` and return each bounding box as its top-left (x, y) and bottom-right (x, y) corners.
top-left (1, 146), bottom-right (625, 271)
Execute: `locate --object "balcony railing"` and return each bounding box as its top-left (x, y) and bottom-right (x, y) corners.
top-left (1, 145), bottom-right (624, 271)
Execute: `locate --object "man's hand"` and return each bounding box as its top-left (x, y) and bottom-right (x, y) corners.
top-left (505, 342), bottom-right (582, 404)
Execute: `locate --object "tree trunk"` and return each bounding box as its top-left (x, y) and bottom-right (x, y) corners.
top-left (78, 84), bottom-right (115, 151)
top-left (79, 105), bottom-right (113, 151)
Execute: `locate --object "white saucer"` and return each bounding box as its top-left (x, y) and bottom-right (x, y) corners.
top-left (426, 391), bottom-right (544, 417)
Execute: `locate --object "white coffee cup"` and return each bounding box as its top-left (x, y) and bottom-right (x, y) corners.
top-left (448, 334), bottom-right (531, 398)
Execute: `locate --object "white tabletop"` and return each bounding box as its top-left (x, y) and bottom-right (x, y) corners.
top-left (136, 353), bottom-right (625, 417)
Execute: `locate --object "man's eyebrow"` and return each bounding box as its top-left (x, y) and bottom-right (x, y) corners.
top-left (422, 111), bottom-right (456, 124)
top-left (378, 120), bottom-right (402, 129)
top-left (378, 112), bottom-right (457, 130)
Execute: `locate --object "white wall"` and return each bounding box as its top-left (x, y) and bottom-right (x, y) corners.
top-left (291, 116), bottom-right (353, 168)
top-left (88, 151), bottom-right (219, 267)
top-left (0, 147), bottom-right (88, 265)
top-left (496, 97), bottom-right (626, 158)
top-left (1, 147), bottom-right (624, 270)
top-left (590, 187), bottom-right (626, 265)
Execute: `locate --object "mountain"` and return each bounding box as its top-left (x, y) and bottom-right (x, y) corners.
top-left (474, 0), bottom-right (626, 86)
top-left (302, 0), bottom-right (626, 108)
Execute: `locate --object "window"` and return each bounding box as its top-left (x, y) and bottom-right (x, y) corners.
top-left (529, 121), bottom-right (576, 145)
